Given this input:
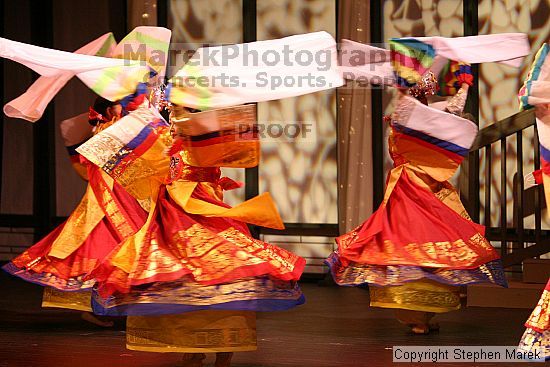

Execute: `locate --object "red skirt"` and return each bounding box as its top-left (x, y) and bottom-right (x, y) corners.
top-left (3, 166), bottom-right (147, 290)
top-left (336, 170), bottom-right (500, 270)
top-left (90, 182), bottom-right (306, 297)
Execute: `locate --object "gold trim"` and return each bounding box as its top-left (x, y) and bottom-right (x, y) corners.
top-left (48, 185), bottom-right (105, 259)
top-left (126, 345), bottom-right (257, 353)
top-left (369, 280), bottom-right (461, 313)
top-left (42, 287), bottom-right (92, 312)
top-left (126, 311), bottom-right (257, 353)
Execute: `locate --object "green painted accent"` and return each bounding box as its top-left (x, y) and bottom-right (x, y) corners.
top-left (92, 67), bottom-right (123, 95)
top-left (116, 32), bottom-right (170, 58)
top-left (170, 63), bottom-right (213, 110)
top-left (95, 33), bottom-right (116, 57)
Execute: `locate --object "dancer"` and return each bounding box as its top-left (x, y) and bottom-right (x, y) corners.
top-left (517, 43), bottom-right (550, 359)
top-left (78, 101), bottom-right (304, 366)
top-left (3, 96), bottom-right (147, 324)
top-left (76, 31), bottom-right (344, 366)
top-left (1, 27), bottom-right (171, 323)
top-left (329, 34), bottom-right (529, 333)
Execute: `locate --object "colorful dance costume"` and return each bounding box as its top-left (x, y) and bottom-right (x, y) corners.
top-left (328, 88), bottom-right (505, 313)
top-left (75, 31), bottom-right (344, 354)
top-left (517, 43), bottom-right (550, 358)
top-left (1, 27), bottom-right (171, 311)
top-left (77, 102), bottom-right (305, 352)
top-left (328, 34), bottom-right (530, 324)
top-left (518, 279), bottom-right (550, 359)
top-left (2, 108), bottom-right (148, 311)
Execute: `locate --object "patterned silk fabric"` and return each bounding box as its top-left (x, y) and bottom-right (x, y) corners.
top-left (76, 103), bottom-right (306, 317)
top-left (89, 180), bottom-right (305, 300)
top-left (369, 280), bottom-right (461, 314)
top-left (526, 281), bottom-right (550, 333)
top-left (126, 311), bottom-right (257, 353)
top-left (518, 329), bottom-right (550, 360)
top-left (42, 287), bottom-right (93, 312)
top-left (327, 254), bottom-right (506, 288)
top-left (3, 163), bottom-right (147, 291)
top-left (92, 276), bottom-right (303, 316)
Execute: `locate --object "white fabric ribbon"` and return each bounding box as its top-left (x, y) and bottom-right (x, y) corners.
top-left (3, 33), bottom-right (116, 122)
top-left (413, 33), bottom-right (529, 67)
top-left (340, 33), bottom-right (530, 82)
top-left (0, 27), bottom-right (172, 121)
top-left (168, 31), bottom-right (344, 109)
top-left (338, 39), bottom-right (395, 85)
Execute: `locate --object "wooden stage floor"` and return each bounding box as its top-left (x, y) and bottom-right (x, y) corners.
top-left (0, 271), bottom-right (541, 367)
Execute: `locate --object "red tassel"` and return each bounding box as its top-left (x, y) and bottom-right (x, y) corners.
top-left (88, 107), bottom-right (105, 123)
top-left (168, 138), bottom-right (185, 157)
top-left (218, 177), bottom-right (244, 191)
top-left (126, 94), bottom-right (146, 112)
top-left (533, 169), bottom-right (543, 185)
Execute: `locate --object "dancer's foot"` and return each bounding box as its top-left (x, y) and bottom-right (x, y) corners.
top-left (81, 312), bottom-right (114, 327)
top-left (411, 324), bottom-right (430, 334)
top-left (215, 352), bottom-right (234, 367)
top-left (178, 353), bottom-right (206, 367)
top-left (410, 322), bottom-right (439, 334)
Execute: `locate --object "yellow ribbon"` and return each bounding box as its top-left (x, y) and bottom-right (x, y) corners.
top-left (167, 181), bottom-right (284, 230)
top-left (48, 180), bottom-right (109, 259)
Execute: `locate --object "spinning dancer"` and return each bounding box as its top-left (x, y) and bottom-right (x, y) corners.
top-left (1, 27), bottom-right (171, 325)
top-left (77, 31), bottom-right (343, 366)
top-left (328, 34), bottom-right (529, 334)
top-left (3, 96), bottom-right (147, 324)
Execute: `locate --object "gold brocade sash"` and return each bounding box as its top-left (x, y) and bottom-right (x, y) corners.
top-left (383, 163), bottom-right (468, 219)
top-left (126, 311), bottom-right (257, 353)
top-left (48, 171), bottom-right (136, 259)
top-left (383, 165), bottom-right (431, 204)
top-left (48, 184), bottom-right (106, 259)
top-left (370, 279), bottom-right (461, 313)
top-left (167, 180), bottom-right (284, 230)
top-left (111, 183), bottom-right (159, 273)
top-left (110, 179), bottom-right (285, 274)
top-left (90, 170), bottom-right (139, 239)
top-left (384, 161), bottom-right (452, 201)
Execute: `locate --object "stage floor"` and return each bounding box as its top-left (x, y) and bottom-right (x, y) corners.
top-left (0, 271), bottom-right (540, 367)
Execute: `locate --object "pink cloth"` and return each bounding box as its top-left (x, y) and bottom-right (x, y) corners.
top-left (3, 33), bottom-right (116, 122)
top-left (338, 39), bottom-right (395, 85)
top-left (0, 27), bottom-right (171, 121)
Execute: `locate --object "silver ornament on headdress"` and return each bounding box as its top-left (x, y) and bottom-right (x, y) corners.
top-left (150, 83), bottom-right (171, 112)
top-left (408, 71), bottom-right (438, 100)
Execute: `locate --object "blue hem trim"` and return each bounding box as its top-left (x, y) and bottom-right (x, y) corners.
top-left (92, 294), bottom-right (306, 316)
